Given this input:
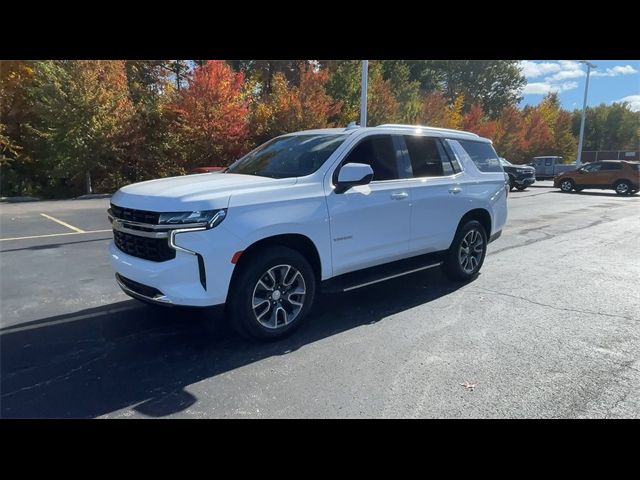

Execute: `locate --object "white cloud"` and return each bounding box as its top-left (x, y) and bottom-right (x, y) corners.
top-left (523, 81), bottom-right (579, 95)
top-left (614, 95), bottom-right (640, 112)
top-left (592, 65), bottom-right (638, 77)
top-left (521, 61), bottom-right (639, 97)
top-left (520, 61), bottom-right (562, 78)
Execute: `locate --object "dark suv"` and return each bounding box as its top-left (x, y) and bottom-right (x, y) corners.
top-left (499, 158), bottom-right (536, 191)
top-left (554, 160), bottom-right (640, 195)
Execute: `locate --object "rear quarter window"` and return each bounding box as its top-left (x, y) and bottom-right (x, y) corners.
top-left (448, 139), bottom-right (503, 173)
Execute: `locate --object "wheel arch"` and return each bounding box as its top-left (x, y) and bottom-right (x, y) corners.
top-left (229, 233), bottom-right (323, 289)
top-left (456, 208), bottom-right (492, 239)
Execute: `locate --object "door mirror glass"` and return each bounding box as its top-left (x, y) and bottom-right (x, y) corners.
top-left (335, 163), bottom-right (374, 193)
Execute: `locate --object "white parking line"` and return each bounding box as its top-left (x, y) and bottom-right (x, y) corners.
top-left (0, 230), bottom-right (112, 242)
top-left (40, 213), bottom-right (86, 233)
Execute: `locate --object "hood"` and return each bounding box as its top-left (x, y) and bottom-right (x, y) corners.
top-left (111, 173), bottom-right (297, 212)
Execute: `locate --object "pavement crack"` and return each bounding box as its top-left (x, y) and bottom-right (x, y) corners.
top-left (1, 352), bottom-right (109, 399)
top-left (468, 286), bottom-right (636, 322)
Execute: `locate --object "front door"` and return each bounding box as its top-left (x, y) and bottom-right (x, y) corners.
top-left (326, 135), bottom-right (411, 276)
top-left (576, 162), bottom-right (603, 186)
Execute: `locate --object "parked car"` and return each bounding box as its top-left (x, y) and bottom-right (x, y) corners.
top-left (500, 158), bottom-right (536, 191)
top-left (108, 124), bottom-right (508, 340)
top-left (531, 156), bottom-right (576, 179)
top-left (189, 166), bottom-right (224, 174)
top-left (554, 160), bottom-right (640, 195)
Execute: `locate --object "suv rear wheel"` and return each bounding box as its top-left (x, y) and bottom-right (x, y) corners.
top-left (443, 220), bottom-right (487, 282)
top-left (228, 246), bottom-right (316, 341)
top-left (614, 180), bottom-right (631, 195)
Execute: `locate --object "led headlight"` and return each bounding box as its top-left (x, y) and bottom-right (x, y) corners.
top-left (159, 209), bottom-right (227, 228)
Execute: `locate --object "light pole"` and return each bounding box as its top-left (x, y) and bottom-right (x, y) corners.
top-left (360, 60), bottom-right (368, 127)
top-left (576, 61), bottom-right (596, 168)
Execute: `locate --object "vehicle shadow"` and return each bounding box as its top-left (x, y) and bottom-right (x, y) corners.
top-left (0, 268), bottom-right (467, 418)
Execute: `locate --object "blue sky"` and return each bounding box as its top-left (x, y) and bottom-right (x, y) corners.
top-left (519, 60), bottom-right (640, 112)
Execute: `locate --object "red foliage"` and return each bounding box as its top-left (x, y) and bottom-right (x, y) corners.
top-left (171, 60), bottom-right (249, 165)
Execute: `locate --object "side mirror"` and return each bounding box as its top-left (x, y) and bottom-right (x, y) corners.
top-left (335, 163), bottom-right (374, 193)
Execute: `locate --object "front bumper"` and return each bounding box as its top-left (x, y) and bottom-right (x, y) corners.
top-left (515, 176), bottom-right (535, 187)
top-left (109, 225), bottom-right (240, 307)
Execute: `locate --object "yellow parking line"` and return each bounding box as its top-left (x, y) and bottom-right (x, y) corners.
top-left (40, 213), bottom-right (86, 233)
top-left (0, 230), bottom-right (112, 242)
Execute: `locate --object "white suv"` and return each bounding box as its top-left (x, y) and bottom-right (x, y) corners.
top-left (108, 124), bottom-right (507, 340)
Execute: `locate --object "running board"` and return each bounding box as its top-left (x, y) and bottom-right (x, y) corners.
top-left (321, 251), bottom-right (446, 293)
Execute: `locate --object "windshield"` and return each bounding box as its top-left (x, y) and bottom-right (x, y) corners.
top-left (226, 134), bottom-right (347, 179)
top-left (499, 158), bottom-right (512, 166)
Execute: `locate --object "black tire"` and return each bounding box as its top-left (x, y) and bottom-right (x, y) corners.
top-left (443, 220), bottom-right (488, 282)
top-left (559, 178), bottom-right (575, 192)
top-left (227, 246), bottom-right (316, 341)
top-left (508, 176), bottom-right (515, 191)
top-left (574, 187), bottom-right (583, 192)
top-left (614, 180), bottom-right (631, 195)
top-left (515, 185), bottom-right (527, 191)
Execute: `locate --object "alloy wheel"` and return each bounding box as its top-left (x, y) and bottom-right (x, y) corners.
top-left (458, 229), bottom-right (484, 274)
top-left (251, 264), bottom-right (306, 329)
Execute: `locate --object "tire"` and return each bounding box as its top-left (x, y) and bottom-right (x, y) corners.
top-left (443, 220), bottom-right (487, 282)
top-left (614, 180), bottom-right (631, 195)
top-left (559, 178), bottom-right (575, 192)
top-left (515, 185), bottom-right (527, 191)
top-left (574, 187), bottom-right (583, 192)
top-left (227, 246), bottom-right (316, 341)
top-left (508, 176), bottom-right (515, 191)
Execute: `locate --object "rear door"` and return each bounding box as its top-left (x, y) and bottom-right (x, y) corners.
top-left (399, 134), bottom-right (467, 253)
top-left (599, 162), bottom-right (624, 186)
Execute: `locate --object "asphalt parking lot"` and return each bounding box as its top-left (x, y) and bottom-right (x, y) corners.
top-left (1, 181), bottom-right (639, 418)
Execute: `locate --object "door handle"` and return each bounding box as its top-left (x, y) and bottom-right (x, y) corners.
top-left (391, 192), bottom-right (409, 200)
top-left (449, 186), bottom-right (462, 194)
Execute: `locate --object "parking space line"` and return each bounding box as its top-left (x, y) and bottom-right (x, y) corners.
top-left (40, 213), bottom-right (86, 233)
top-left (0, 230), bottom-right (112, 242)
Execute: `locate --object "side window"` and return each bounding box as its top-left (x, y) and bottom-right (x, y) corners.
top-left (545, 158), bottom-right (553, 166)
top-left (601, 162), bottom-right (622, 171)
top-left (454, 139), bottom-right (503, 173)
top-left (342, 135), bottom-right (399, 181)
top-left (583, 163), bottom-right (601, 172)
top-left (403, 135), bottom-right (451, 177)
top-left (441, 140), bottom-right (463, 173)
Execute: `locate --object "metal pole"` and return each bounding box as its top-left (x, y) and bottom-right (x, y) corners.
top-left (360, 60), bottom-right (368, 127)
top-left (576, 61), bottom-right (596, 167)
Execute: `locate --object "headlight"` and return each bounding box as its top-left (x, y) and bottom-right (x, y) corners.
top-left (159, 209), bottom-right (227, 228)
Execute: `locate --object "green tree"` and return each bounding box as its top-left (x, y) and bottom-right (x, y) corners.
top-left (572, 102), bottom-right (639, 151)
top-left (401, 60), bottom-right (525, 117)
top-left (325, 60), bottom-right (361, 126)
top-left (26, 60), bottom-right (134, 195)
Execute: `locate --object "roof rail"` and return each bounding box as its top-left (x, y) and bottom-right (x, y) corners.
top-left (376, 124), bottom-right (480, 138)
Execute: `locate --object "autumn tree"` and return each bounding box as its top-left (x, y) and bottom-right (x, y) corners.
top-left (462, 104), bottom-right (499, 140)
top-left (250, 66), bottom-right (339, 144)
top-left (0, 60), bottom-right (36, 195)
top-left (417, 91), bottom-right (449, 127)
top-left (121, 60), bottom-right (184, 183)
top-left (171, 60), bottom-right (250, 168)
top-left (522, 107), bottom-right (555, 159)
top-left (493, 105), bottom-right (527, 163)
top-left (366, 63), bottom-right (400, 126)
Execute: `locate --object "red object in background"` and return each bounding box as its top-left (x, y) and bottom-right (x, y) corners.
top-left (189, 166), bottom-right (224, 174)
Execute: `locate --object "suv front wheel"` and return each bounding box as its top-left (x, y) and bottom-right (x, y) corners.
top-left (228, 246), bottom-right (316, 341)
top-left (443, 220), bottom-right (487, 282)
